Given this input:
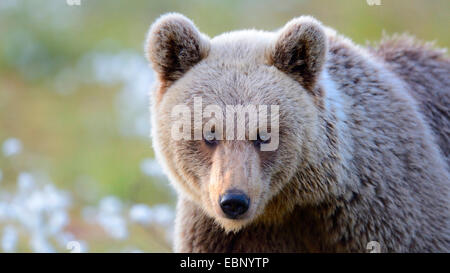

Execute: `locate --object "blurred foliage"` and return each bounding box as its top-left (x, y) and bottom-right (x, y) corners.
top-left (0, 0), bottom-right (448, 252)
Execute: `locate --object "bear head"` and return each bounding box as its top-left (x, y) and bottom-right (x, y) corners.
top-left (146, 13), bottom-right (328, 232)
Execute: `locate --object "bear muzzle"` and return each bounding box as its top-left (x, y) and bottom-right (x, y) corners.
top-left (219, 190), bottom-right (250, 219)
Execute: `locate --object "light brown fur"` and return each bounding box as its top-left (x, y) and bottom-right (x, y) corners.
top-left (146, 13), bottom-right (450, 252)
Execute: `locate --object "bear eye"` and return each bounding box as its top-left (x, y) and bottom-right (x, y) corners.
top-left (204, 130), bottom-right (218, 147)
top-left (254, 132), bottom-right (271, 148)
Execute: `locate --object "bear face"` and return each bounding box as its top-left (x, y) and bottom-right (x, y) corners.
top-left (146, 13), bottom-right (329, 232)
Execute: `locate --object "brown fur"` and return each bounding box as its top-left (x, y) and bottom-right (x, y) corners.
top-left (369, 35), bottom-right (450, 166)
top-left (146, 13), bottom-right (450, 252)
top-left (269, 18), bottom-right (327, 93)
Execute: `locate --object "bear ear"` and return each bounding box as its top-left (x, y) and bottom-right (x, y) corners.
top-left (269, 16), bottom-right (327, 91)
top-left (145, 13), bottom-right (210, 85)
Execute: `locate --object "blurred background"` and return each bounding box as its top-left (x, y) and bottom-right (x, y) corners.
top-left (0, 0), bottom-right (448, 252)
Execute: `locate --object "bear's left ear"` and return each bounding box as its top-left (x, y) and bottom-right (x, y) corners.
top-left (145, 13), bottom-right (210, 86)
top-left (269, 16), bottom-right (327, 91)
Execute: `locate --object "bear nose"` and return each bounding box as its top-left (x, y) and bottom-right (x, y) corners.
top-left (219, 191), bottom-right (250, 219)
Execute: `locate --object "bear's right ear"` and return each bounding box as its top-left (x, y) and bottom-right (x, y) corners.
top-left (145, 13), bottom-right (210, 85)
top-left (269, 16), bottom-right (327, 92)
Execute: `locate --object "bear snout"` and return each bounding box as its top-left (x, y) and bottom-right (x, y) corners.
top-left (219, 190), bottom-right (250, 219)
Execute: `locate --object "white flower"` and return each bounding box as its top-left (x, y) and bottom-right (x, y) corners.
top-left (129, 203), bottom-right (174, 227)
top-left (0, 202), bottom-right (9, 221)
top-left (42, 184), bottom-right (71, 210)
top-left (2, 138), bottom-right (22, 157)
top-left (96, 196), bottom-right (128, 240)
top-left (97, 213), bottom-right (128, 240)
top-left (151, 205), bottom-right (175, 226)
top-left (47, 210), bottom-right (69, 235)
top-left (129, 204), bottom-right (153, 225)
top-left (140, 158), bottom-right (166, 178)
top-left (30, 233), bottom-right (54, 253)
top-left (17, 172), bottom-right (35, 192)
top-left (3, 175), bottom-right (73, 252)
top-left (99, 196), bottom-right (123, 215)
top-left (25, 190), bottom-right (47, 212)
top-left (2, 226), bottom-right (18, 252)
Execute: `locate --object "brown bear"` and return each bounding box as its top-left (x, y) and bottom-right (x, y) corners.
top-left (145, 13), bottom-right (450, 252)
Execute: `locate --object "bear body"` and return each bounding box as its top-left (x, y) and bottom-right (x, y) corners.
top-left (146, 14), bottom-right (450, 252)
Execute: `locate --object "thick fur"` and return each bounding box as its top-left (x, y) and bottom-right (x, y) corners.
top-left (146, 13), bottom-right (450, 252)
top-left (369, 36), bottom-right (450, 166)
